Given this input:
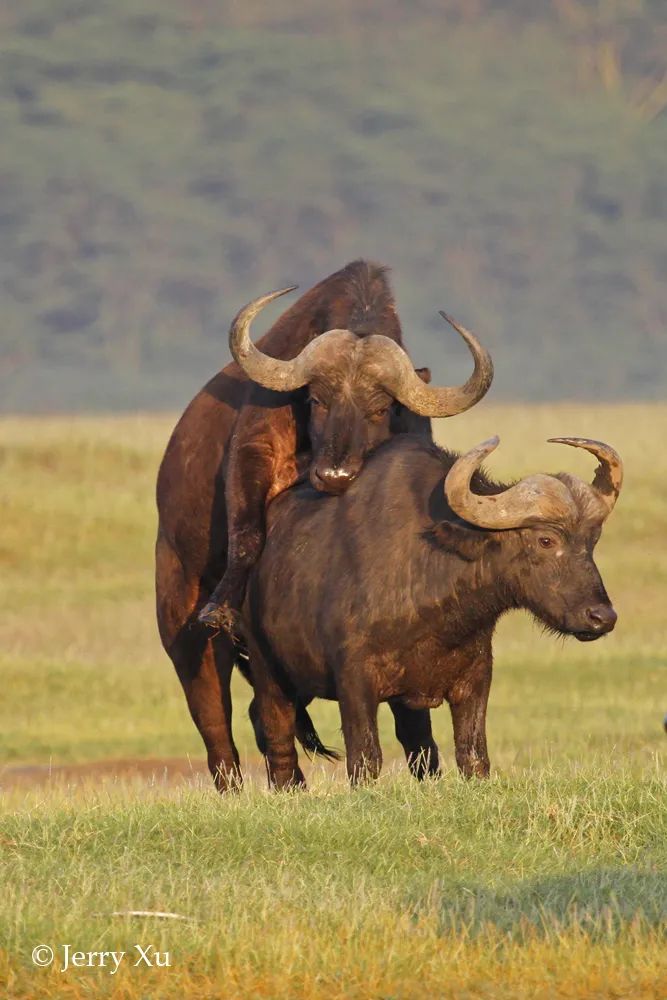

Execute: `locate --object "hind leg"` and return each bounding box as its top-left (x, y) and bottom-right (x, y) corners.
top-left (174, 634), bottom-right (242, 791)
top-left (245, 636), bottom-right (305, 790)
top-left (390, 702), bottom-right (440, 780)
top-left (335, 664), bottom-right (382, 784)
top-left (248, 696), bottom-right (266, 756)
top-left (157, 534), bottom-right (242, 792)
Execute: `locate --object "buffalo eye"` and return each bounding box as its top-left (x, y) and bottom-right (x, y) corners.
top-left (309, 395), bottom-right (326, 410)
top-left (538, 536), bottom-right (556, 550)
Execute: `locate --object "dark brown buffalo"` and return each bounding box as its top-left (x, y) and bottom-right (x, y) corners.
top-left (155, 260), bottom-right (493, 790)
top-left (198, 280), bottom-right (493, 632)
top-left (243, 434), bottom-right (623, 788)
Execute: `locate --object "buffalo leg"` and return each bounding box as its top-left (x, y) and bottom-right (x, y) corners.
top-left (176, 635), bottom-right (242, 791)
top-left (198, 442), bottom-right (274, 635)
top-left (336, 670), bottom-right (382, 784)
top-left (248, 696), bottom-right (267, 756)
top-left (447, 650), bottom-right (492, 779)
top-left (156, 534), bottom-right (242, 791)
top-left (390, 702), bottom-right (440, 780)
top-left (247, 639), bottom-right (305, 790)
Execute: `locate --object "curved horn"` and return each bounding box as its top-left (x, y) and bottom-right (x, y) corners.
top-left (444, 437), bottom-right (576, 530)
top-left (229, 286), bottom-right (310, 391)
top-left (548, 437), bottom-right (623, 517)
top-left (378, 312), bottom-right (493, 417)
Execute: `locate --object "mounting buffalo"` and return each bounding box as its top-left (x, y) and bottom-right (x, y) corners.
top-left (155, 260), bottom-right (493, 790)
top-left (243, 434), bottom-right (623, 788)
top-left (198, 282), bottom-right (493, 632)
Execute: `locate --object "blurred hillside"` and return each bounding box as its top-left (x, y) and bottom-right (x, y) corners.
top-left (0, 0), bottom-right (665, 411)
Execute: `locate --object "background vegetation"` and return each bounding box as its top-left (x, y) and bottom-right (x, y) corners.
top-left (0, 406), bottom-right (665, 997)
top-left (1, 0), bottom-right (666, 411)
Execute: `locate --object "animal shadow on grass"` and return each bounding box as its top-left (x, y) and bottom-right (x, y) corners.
top-left (422, 868), bottom-right (667, 941)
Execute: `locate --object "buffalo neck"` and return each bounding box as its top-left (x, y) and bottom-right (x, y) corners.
top-left (410, 529), bottom-right (519, 646)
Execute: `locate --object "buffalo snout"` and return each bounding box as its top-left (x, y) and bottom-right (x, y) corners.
top-left (586, 603), bottom-right (617, 633)
top-left (575, 603), bottom-right (617, 641)
top-left (311, 461), bottom-right (362, 494)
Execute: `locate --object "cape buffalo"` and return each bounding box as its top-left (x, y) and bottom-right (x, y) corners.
top-left (197, 284), bottom-right (493, 633)
top-left (243, 434), bottom-right (623, 788)
top-left (155, 260), bottom-right (493, 790)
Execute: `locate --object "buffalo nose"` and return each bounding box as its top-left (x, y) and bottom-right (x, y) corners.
top-left (585, 604), bottom-right (617, 633)
top-left (313, 465), bottom-right (358, 493)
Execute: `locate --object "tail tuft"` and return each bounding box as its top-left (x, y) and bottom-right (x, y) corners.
top-left (295, 703), bottom-right (342, 762)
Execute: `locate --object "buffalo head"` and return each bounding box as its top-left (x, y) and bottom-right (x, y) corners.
top-left (228, 287), bottom-right (494, 494)
top-left (444, 436), bottom-right (623, 641)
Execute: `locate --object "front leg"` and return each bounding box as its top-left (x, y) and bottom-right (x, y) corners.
top-left (446, 639), bottom-right (492, 779)
top-left (198, 440), bottom-right (275, 635)
top-left (389, 701), bottom-right (440, 780)
top-left (336, 664), bottom-right (382, 784)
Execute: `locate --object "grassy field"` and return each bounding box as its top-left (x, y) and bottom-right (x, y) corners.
top-left (0, 404), bottom-right (665, 998)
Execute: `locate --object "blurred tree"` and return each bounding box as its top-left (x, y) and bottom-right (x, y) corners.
top-left (0, 0), bottom-right (665, 410)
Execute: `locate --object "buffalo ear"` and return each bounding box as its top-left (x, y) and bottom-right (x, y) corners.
top-left (425, 520), bottom-right (492, 561)
top-left (390, 367), bottom-right (432, 435)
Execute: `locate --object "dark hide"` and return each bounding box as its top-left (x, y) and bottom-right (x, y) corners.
top-left (155, 261), bottom-right (431, 790)
top-left (244, 436), bottom-right (618, 788)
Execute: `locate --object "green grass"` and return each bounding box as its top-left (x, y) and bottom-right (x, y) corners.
top-left (1, 770), bottom-right (666, 998)
top-left (0, 405), bottom-right (665, 997)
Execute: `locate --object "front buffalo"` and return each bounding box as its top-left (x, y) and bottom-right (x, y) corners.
top-left (243, 434), bottom-right (623, 788)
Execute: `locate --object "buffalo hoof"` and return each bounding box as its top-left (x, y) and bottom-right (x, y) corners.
top-left (197, 602), bottom-right (240, 637)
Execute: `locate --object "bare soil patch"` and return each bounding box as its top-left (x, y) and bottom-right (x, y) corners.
top-left (1, 756), bottom-right (212, 788)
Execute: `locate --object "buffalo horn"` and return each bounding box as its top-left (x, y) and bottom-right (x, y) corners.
top-left (230, 290), bottom-right (494, 416)
top-left (228, 286), bottom-right (305, 392)
top-left (377, 311), bottom-right (493, 417)
top-left (444, 437), bottom-right (578, 530)
top-left (547, 437), bottom-right (623, 518)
